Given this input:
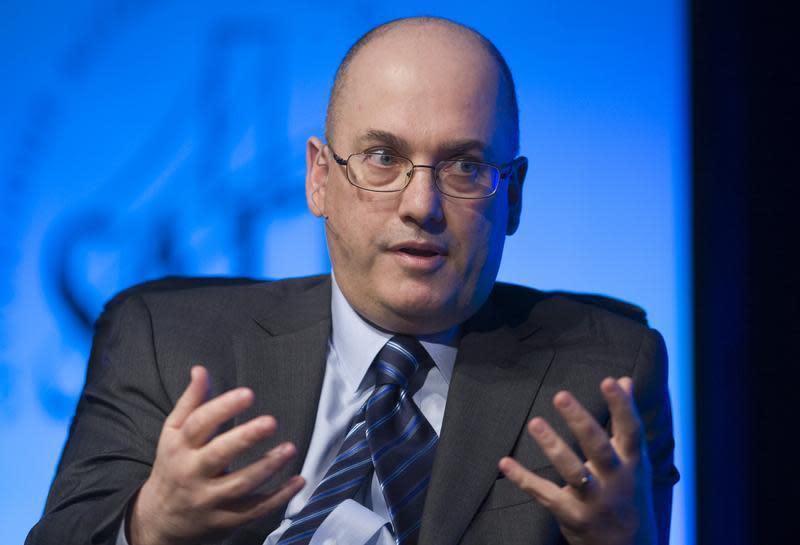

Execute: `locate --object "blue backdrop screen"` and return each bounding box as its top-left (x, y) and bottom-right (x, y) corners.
top-left (0, 2), bottom-right (691, 543)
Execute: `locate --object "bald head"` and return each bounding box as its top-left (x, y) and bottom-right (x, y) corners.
top-left (306, 17), bottom-right (527, 334)
top-left (325, 17), bottom-right (519, 156)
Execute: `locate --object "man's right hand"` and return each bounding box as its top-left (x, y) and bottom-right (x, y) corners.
top-left (129, 366), bottom-right (305, 545)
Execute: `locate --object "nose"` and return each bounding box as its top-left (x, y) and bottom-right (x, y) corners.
top-left (397, 165), bottom-right (444, 227)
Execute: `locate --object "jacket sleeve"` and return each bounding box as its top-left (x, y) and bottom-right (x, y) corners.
top-left (632, 328), bottom-right (680, 545)
top-left (26, 295), bottom-right (173, 545)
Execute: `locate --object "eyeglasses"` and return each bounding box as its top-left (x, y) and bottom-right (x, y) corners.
top-left (328, 146), bottom-right (521, 199)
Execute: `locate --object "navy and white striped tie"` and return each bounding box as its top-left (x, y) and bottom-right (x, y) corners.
top-left (277, 335), bottom-right (438, 545)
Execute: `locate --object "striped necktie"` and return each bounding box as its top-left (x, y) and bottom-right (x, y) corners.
top-left (276, 335), bottom-right (438, 545)
top-left (367, 335), bottom-right (439, 544)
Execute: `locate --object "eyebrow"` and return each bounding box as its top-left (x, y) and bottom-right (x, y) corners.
top-left (356, 129), bottom-right (493, 159)
top-left (357, 130), bottom-right (410, 152)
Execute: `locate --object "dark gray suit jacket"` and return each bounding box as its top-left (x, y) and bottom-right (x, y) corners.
top-left (27, 275), bottom-right (678, 545)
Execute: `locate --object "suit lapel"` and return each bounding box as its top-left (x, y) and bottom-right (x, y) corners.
top-left (419, 296), bottom-right (556, 545)
top-left (228, 278), bottom-right (332, 540)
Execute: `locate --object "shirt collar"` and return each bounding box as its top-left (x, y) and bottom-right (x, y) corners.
top-left (330, 274), bottom-right (459, 393)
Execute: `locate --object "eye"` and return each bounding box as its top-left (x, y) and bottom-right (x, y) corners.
top-left (448, 160), bottom-right (481, 176)
top-left (364, 150), bottom-right (402, 168)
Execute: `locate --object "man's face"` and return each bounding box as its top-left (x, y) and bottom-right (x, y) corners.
top-left (306, 27), bottom-right (524, 334)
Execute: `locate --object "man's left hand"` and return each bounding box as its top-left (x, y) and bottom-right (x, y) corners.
top-left (498, 377), bottom-right (657, 545)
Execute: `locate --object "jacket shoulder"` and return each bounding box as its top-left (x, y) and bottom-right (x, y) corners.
top-left (102, 274), bottom-right (327, 316)
top-left (490, 282), bottom-right (655, 361)
top-left (491, 282), bottom-right (648, 326)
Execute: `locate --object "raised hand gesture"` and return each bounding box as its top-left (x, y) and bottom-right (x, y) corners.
top-left (499, 377), bottom-right (656, 545)
top-left (129, 366), bottom-right (305, 545)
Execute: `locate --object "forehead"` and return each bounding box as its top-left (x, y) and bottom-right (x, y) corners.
top-left (334, 26), bottom-right (509, 157)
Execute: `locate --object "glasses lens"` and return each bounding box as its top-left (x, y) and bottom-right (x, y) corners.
top-left (437, 160), bottom-right (499, 197)
top-left (347, 153), bottom-right (411, 191)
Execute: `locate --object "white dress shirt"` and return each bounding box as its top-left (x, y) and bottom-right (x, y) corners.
top-left (116, 276), bottom-right (457, 545)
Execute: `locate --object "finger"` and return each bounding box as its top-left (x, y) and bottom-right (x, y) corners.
top-left (166, 366), bottom-right (210, 429)
top-left (198, 416), bottom-right (278, 476)
top-left (601, 377), bottom-right (642, 458)
top-left (526, 417), bottom-right (594, 489)
top-left (218, 475), bottom-right (306, 525)
top-left (498, 457), bottom-right (571, 517)
top-left (553, 391), bottom-right (620, 472)
top-left (181, 387), bottom-right (255, 447)
top-left (212, 442), bottom-right (298, 498)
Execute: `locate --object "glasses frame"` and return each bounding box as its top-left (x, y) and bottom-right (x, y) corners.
top-left (327, 145), bottom-right (522, 200)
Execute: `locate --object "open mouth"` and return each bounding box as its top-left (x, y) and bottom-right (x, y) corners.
top-left (399, 248), bottom-right (439, 257)
top-left (389, 241), bottom-right (447, 268)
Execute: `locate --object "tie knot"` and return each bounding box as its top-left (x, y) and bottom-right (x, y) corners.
top-left (374, 335), bottom-right (429, 388)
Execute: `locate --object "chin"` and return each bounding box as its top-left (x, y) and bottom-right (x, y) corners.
top-left (379, 286), bottom-right (466, 332)
top-left (387, 279), bottom-right (450, 309)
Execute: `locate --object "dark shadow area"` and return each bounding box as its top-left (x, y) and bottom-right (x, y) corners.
top-left (693, 0), bottom-right (799, 542)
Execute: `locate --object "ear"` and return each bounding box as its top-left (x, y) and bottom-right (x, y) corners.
top-left (505, 156), bottom-right (528, 236)
top-left (305, 136), bottom-right (329, 218)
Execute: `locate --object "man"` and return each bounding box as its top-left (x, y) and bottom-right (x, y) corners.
top-left (27, 16), bottom-right (677, 545)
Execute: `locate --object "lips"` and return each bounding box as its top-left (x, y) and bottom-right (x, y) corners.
top-left (401, 248), bottom-right (438, 257)
top-left (387, 240), bottom-right (448, 272)
top-left (389, 241), bottom-right (447, 257)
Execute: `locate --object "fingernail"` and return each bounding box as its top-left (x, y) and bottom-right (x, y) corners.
top-left (529, 419), bottom-right (545, 434)
top-left (279, 442), bottom-right (295, 455)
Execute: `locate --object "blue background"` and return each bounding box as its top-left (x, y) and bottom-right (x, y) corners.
top-left (0, 1), bottom-right (691, 543)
